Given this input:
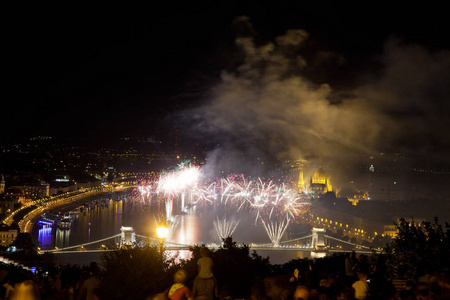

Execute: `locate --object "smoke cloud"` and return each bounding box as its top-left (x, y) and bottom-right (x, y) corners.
top-left (188, 17), bottom-right (450, 175)
top-left (356, 37), bottom-right (450, 153)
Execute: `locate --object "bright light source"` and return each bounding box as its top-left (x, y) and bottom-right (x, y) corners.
top-left (157, 218), bottom-right (169, 240)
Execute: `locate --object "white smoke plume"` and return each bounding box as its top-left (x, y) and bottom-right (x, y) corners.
top-left (356, 37), bottom-right (450, 153)
top-left (188, 17), bottom-right (450, 174)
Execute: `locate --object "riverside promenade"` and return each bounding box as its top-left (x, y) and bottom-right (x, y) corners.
top-left (2, 185), bottom-right (122, 233)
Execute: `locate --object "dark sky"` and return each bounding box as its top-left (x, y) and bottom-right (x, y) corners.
top-left (4, 2), bottom-right (450, 155)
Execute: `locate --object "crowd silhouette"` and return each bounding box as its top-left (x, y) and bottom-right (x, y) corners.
top-left (1, 249), bottom-right (449, 300)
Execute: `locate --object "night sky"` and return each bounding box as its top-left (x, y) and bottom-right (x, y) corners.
top-left (4, 2), bottom-right (450, 162)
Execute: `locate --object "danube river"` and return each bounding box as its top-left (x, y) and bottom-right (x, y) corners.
top-left (31, 189), bottom-right (308, 265)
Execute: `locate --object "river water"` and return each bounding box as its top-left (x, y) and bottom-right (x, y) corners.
top-left (31, 189), bottom-right (308, 266)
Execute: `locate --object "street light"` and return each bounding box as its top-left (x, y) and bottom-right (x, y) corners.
top-left (156, 218), bottom-right (169, 256)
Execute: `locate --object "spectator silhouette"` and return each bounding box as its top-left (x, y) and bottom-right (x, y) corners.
top-left (279, 288), bottom-right (293, 300)
top-left (304, 261), bottom-right (318, 290)
top-left (289, 269), bottom-right (301, 287)
top-left (192, 247), bottom-right (218, 300)
top-left (249, 283), bottom-right (270, 300)
top-left (352, 271), bottom-right (370, 300)
top-left (168, 269), bottom-right (190, 300)
top-left (78, 262), bottom-right (100, 300)
top-left (344, 251), bottom-right (357, 285)
top-left (2, 276), bottom-right (14, 299)
top-left (293, 285), bottom-right (310, 300)
top-left (10, 280), bottom-right (39, 300)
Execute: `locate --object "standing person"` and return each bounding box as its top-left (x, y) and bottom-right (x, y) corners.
top-left (192, 247), bottom-right (217, 300)
top-left (10, 280), bottom-right (40, 300)
top-left (2, 276), bottom-right (14, 300)
top-left (293, 285), bottom-right (310, 300)
top-left (344, 251), bottom-right (357, 285)
top-left (289, 269), bottom-right (301, 287)
top-left (305, 260), bottom-right (318, 290)
top-left (355, 254), bottom-right (370, 274)
top-left (352, 271), bottom-right (370, 300)
top-left (49, 273), bottom-right (62, 298)
top-left (79, 262), bottom-right (101, 300)
top-left (168, 269), bottom-right (190, 300)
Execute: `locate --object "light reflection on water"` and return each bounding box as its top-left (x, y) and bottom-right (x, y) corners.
top-left (38, 226), bottom-right (52, 249)
top-left (176, 215), bottom-right (199, 245)
top-left (33, 191), bottom-right (200, 264)
top-left (55, 228), bottom-right (70, 249)
top-left (33, 190), bottom-right (306, 265)
top-left (166, 250), bottom-right (193, 264)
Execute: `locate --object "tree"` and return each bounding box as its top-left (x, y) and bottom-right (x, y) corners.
top-left (384, 217), bottom-right (450, 280)
top-left (212, 237), bottom-right (271, 298)
top-left (11, 233), bottom-right (38, 255)
top-left (371, 235), bottom-right (392, 248)
top-left (99, 244), bottom-right (191, 300)
top-left (98, 238), bottom-right (272, 299)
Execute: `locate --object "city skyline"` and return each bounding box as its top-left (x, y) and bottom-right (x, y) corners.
top-left (2, 4), bottom-right (450, 290)
top-left (3, 2), bottom-right (450, 170)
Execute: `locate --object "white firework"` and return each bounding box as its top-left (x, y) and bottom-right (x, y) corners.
top-left (194, 182), bottom-right (218, 204)
top-left (165, 198), bottom-right (173, 221)
top-left (157, 165), bottom-right (201, 197)
top-left (138, 185), bottom-right (153, 203)
top-left (214, 216), bottom-right (240, 241)
top-left (167, 216), bottom-right (180, 242)
top-left (262, 218), bottom-right (290, 246)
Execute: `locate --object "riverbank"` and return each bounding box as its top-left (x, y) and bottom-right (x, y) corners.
top-left (14, 186), bottom-right (122, 233)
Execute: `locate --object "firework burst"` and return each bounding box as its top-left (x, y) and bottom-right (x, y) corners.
top-left (156, 164), bottom-right (201, 198)
top-left (262, 218), bottom-right (290, 246)
top-left (214, 216), bottom-right (240, 242)
top-left (135, 163), bottom-right (310, 245)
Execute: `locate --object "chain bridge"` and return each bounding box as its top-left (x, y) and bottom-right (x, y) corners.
top-left (39, 226), bottom-right (381, 257)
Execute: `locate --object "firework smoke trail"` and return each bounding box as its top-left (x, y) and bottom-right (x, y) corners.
top-left (262, 218), bottom-right (290, 246)
top-left (214, 216), bottom-right (240, 242)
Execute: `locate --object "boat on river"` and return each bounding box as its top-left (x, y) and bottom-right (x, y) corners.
top-left (37, 213), bottom-right (73, 229)
top-left (58, 214), bottom-right (72, 230)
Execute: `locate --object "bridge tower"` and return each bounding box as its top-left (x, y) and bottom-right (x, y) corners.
top-left (311, 227), bottom-right (327, 258)
top-left (121, 226), bottom-right (136, 245)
